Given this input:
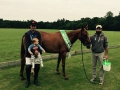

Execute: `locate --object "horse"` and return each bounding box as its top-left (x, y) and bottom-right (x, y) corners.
top-left (20, 26), bottom-right (91, 80)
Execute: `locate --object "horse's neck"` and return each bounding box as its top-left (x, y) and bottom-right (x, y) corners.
top-left (67, 29), bottom-right (81, 44)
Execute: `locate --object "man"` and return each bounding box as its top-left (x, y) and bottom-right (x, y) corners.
top-left (88, 25), bottom-right (108, 85)
top-left (24, 20), bottom-right (42, 88)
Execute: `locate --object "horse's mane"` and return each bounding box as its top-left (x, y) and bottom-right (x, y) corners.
top-left (67, 29), bottom-right (81, 35)
top-left (39, 29), bottom-right (82, 36)
top-left (39, 30), bottom-right (60, 35)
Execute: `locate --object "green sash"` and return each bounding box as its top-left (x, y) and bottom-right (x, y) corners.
top-left (60, 30), bottom-right (72, 51)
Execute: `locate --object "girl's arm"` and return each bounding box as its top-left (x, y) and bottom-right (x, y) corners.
top-left (38, 44), bottom-right (45, 52)
top-left (28, 44), bottom-right (33, 55)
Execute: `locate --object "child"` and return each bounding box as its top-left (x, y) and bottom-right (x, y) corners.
top-left (28, 38), bottom-right (45, 68)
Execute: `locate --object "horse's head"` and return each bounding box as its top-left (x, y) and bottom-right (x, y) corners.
top-left (79, 25), bottom-right (91, 46)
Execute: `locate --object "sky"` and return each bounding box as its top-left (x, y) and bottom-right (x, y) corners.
top-left (0, 0), bottom-right (120, 22)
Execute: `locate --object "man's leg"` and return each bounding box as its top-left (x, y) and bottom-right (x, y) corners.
top-left (34, 64), bottom-right (40, 86)
top-left (25, 57), bottom-right (32, 88)
top-left (98, 52), bottom-right (104, 85)
top-left (25, 65), bottom-right (32, 88)
top-left (91, 53), bottom-right (97, 82)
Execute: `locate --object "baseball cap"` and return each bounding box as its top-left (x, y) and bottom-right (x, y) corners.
top-left (30, 20), bottom-right (37, 26)
top-left (96, 25), bottom-right (102, 29)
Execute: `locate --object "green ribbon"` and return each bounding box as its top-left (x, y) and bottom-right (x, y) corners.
top-left (60, 30), bottom-right (72, 51)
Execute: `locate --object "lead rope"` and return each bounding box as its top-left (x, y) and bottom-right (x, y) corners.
top-left (80, 31), bottom-right (96, 84)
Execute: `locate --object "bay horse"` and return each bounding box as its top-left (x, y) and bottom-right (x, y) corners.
top-left (20, 26), bottom-right (91, 80)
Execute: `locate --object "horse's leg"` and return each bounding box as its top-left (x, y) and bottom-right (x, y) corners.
top-left (20, 57), bottom-right (25, 80)
top-left (56, 52), bottom-right (62, 74)
top-left (61, 52), bottom-right (68, 80)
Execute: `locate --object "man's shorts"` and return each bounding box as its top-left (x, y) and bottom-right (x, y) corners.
top-left (25, 53), bottom-right (42, 65)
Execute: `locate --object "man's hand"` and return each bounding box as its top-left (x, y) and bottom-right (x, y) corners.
top-left (104, 55), bottom-right (108, 59)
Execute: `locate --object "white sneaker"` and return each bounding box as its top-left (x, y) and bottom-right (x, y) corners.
top-left (90, 77), bottom-right (96, 82)
top-left (99, 80), bottom-right (104, 85)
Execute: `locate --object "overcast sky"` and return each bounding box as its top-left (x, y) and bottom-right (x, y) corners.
top-left (0, 0), bottom-right (120, 22)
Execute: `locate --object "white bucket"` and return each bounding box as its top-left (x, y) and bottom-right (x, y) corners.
top-left (102, 61), bottom-right (111, 71)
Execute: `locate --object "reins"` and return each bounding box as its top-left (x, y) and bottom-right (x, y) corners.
top-left (80, 29), bottom-right (96, 84)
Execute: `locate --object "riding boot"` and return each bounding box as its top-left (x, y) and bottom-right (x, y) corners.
top-left (25, 65), bottom-right (32, 88)
top-left (34, 64), bottom-right (40, 86)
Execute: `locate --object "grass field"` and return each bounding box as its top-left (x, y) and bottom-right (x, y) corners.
top-left (0, 29), bottom-right (120, 90)
top-left (0, 47), bottom-right (120, 90)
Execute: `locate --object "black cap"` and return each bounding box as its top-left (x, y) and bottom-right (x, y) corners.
top-left (30, 20), bottom-right (37, 26)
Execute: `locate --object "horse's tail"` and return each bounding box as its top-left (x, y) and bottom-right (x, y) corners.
top-left (20, 35), bottom-right (26, 80)
top-left (20, 35), bottom-right (25, 60)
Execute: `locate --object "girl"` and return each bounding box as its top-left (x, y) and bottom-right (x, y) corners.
top-left (28, 38), bottom-right (45, 68)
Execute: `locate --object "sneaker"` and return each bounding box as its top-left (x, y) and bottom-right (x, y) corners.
top-left (99, 80), bottom-right (104, 85)
top-left (90, 77), bottom-right (96, 82)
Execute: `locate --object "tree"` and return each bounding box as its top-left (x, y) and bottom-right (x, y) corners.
top-left (105, 11), bottom-right (113, 18)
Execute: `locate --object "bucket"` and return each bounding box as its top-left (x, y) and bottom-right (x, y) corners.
top-left (102, 60), bottom-right (111, 71)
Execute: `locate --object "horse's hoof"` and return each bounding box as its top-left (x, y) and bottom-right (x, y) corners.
top-left (64, 77), bottom-right (69, 80)
top-left (21, 78), bottom-right (25, 80)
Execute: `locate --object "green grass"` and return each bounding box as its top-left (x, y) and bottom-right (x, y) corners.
top-left (0, 47), bottom-right (120, 90)
top-left (0, 28), bottom-right (120, 63)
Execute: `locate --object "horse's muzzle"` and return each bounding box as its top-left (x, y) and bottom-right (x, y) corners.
top-left (83, 42), bottom-right (91, 47)
top-left (86, 43), bottom-right (91, 49)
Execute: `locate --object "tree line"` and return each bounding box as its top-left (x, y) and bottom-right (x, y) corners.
top-left (0, 11), bottom-right (120, 31)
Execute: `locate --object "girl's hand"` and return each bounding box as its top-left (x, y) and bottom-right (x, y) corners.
top-left (30, 52), bottom-right (33, 55)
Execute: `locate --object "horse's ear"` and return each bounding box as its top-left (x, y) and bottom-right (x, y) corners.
top-left (85, 25), bottom-right (88, 30)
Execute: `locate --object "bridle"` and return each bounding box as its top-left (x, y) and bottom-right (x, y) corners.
top-left (80, 29), bottom-right (90, 46)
